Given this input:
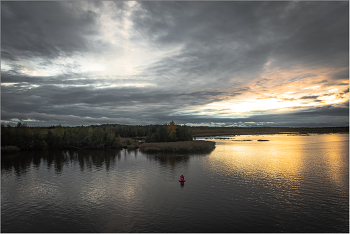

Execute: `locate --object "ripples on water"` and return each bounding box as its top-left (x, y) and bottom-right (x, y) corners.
top-left (1, 134), bottom-right (349, 232)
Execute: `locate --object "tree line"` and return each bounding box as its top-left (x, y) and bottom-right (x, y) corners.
top-left (1, 121), bottom-right (192, 151)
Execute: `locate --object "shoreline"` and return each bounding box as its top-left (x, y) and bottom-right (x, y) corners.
top-left (193, 132), bottom-right (349, 137)
top-left (2, 126), bottom-right (347, 153)
top-left (192, 129), bottom-right (349, 137)
top-left (1, 140), bottom-right (216, 154)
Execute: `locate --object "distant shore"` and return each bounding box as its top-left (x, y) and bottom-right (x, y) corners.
top-left (192, 126), bottom-right (349, 137)
top-left (2, 124), bottom-right (347, 153)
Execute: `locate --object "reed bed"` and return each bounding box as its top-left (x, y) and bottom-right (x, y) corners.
top-left (139, 140), bottom-right (215, 153)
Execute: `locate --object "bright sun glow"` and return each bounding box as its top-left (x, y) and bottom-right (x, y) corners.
top-left (199, 87), bottom-right (348, 117)
top-left (205, 98), bottom-right (297, 115)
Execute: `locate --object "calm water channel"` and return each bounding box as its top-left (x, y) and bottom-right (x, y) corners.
top-left (1, 134), bottom-right (349, 232)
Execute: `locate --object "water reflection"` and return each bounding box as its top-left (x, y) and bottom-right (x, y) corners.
top-left (1, 149), bottom-right (209, 175)
top-left (144, 152), bottom-right (190, 168)
top-left (205, 134), bottom-right (349, 226)
top-left (180, 181), bottom-right (185, 188)
top-left (1, 149), bottom-right (124, 175)
top-left (319, 134), bottom-right (349, 187)
top-left (1, 134), bottom-right (348, 233)
top-left (143, 151), bottom-right (211, 170)
top-left (206, 134), bottom-right (348, 188)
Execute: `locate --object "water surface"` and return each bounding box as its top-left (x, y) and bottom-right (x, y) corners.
top-left (2, 134), bottom-right (348, 232)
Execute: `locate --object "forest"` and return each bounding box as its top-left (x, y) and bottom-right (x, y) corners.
top-left (2, 121), bottom-right (348, 152)
top-left (1, 121), bottom-right (192, 152)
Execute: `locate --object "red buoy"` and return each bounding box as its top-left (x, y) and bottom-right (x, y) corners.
top-left (179, 175), bottom-right (185, 182)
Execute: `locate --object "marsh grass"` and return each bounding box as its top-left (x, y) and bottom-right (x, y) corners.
top-left (139, 140), bottom-right (215, 153)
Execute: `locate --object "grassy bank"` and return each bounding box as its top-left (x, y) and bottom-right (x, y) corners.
top-left (139, 140), bottom-right (215, 153)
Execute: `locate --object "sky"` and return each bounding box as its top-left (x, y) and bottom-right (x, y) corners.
top-left (1, 1), bottom-right (349, 127)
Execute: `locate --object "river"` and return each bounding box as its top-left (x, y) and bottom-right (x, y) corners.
top-left (1, 134), bottom-right (348, 232)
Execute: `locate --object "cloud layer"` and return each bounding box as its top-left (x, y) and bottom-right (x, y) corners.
top-left (1, 1), bottom-right (349, 127)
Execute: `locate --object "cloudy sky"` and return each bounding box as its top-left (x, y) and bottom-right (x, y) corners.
top-left (1, 1), bottom-right (349, 127)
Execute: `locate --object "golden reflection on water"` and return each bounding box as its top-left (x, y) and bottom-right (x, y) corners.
top-left (318, 134), bottom-right (349, 187)
top-left (206, 134), bottom-right (349, 192)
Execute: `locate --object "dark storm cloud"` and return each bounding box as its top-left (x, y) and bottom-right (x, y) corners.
top-left (1, 110), bottom-right (138, 126)
top-left (2, 71), bottom-right (105, 87)
top-left (1, 1), bottom-right (101, 60)
top-left (132, 1), bottom-right (348, 87)
top-left (273, 2), bottom-right (349, 69)
top-left (1, 84), bottom-right (223, 111)
top-left (131, 1), bottom-right (275, 89)
top-left (1, 1), bottom-right (348, 127)
top-left (2, 64), bottom-right (229, 109)
top-left (132, 1), bottom-right (266, 46)
top-left (1, 72), bottom-right (229, 126)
